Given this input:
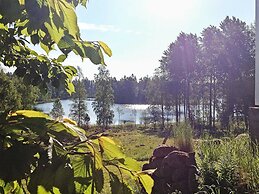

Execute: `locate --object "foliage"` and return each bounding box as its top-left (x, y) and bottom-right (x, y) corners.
top-left (0, 70), bottom-right (21, 111)
top-left (0, 110), bottom-right (154, 194)
top-left (69, 68), bottom-right (90, 127)
top-left (92, 66), bottom-right (114, 129)
top-left (113, 74), bottom-right (138, 104)
top-left (50, 98), bottom-right (65, 120)
top-left (197, 135), bottom-right (259, 193)
top-left (155, 16), bottom-right (255, 132)
top-left (0, 0), bottom-right (112, 94)
top-left (0, 70), bottom-right (39, 111)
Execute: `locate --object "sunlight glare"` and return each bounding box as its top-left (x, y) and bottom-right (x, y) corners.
top-left (146, 0), bottom-right (193, 21)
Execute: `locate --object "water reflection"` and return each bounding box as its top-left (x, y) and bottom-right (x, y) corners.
top-left (36, 99), bottom-right (149, 124)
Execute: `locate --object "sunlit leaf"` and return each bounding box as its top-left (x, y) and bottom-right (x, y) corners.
top-left (137, 172), bottom-right (154, 194)
top-left (44, 21), bottom-right (64, 44)
top-left (98, 136), bottom-right (125, 160)
top-left (51, 0), bottom-right (80, 39)
top-left (0, 23), bottom-right (8, 31)
top-left (13, 110), bottom-right (51, 119)
top-left (99, 41), bottom-right (112, 57)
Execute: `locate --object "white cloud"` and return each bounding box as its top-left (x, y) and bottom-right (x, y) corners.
top-left (78, 22), bottom-right (143, 35)
top-left (78, 22), bottom-right (121, 32)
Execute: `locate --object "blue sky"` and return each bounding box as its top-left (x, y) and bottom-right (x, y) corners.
top-left (63, 0), bottom-right (255, 80)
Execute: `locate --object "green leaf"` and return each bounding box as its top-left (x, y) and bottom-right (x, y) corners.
top-left (13, 110), bottom-right (51, 119)
top-left (40, 41), bottom-right (51, 54)
top-left (57, 54), bottom-right (67, 62)
top-left (98, 136), bottom-right (125, 160)
top-left (83, 44), bottom-right (102, 65)
top-left (99, 41), bottom-right (112, 57)
top-left (31, 34), bottom-right (40, 45)
top-left (44, 21), bottom-right (64, 44)
top-left (137, 172), bottom-right (154, 194)
top-left (58, 34), bottom-right (75, 49)
top-left (109, 172), bottom-right (132, 194)
top-left (123, 157), bottom-right (141, 171)
top-left (71, 155), bottom-right (92, 193)
top-left (86, 142), bottom-right (103, 169)
top-left (48, 122), bottom-right (86, 141)
top-left (0, 23), bottom-right (8, 31)
top-left (98, 48), bottom-right (106, 65)
top-left (93, 169), bottom-right (104, 193)
top-left (66, 80), bottom-right (75, 95)
top-left (51, 0), bottom-right (80, 39)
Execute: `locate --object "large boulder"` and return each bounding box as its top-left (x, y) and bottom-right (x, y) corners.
top-left (142, 145), bottom-right (199, 194)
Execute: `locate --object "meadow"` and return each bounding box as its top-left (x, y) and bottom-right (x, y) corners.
top-left (95, 124), bottom-right (259, 194)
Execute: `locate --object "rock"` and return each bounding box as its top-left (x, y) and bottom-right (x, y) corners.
top-left (152, 145), bottom-right (179, 158)
top-left (143, 146), bottom-right (199, 194)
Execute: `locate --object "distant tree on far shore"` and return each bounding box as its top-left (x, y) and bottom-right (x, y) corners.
top-left (50, 98), bottom-right (64, 120)
top-left (92, 66), bottom-right (114, 130)
top-left (69, 67), bottom-right (90, 128)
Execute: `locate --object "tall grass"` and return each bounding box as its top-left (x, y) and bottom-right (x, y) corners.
top-left (197, 134), bottom-right (259, 193)
top-left (173, 122), bottom-right (194, 152)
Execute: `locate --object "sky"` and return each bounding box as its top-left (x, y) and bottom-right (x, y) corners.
top-left (52, 0), bottom-right (255, 80)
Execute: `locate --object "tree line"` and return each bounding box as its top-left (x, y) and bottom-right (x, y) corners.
top-left (149, 16), bottom-right (255, 133)
top-left (1, 16), bottom-right (255, 133)
top-left (40, 73), bottom-right (151, 104)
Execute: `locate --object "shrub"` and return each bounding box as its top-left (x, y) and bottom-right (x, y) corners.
top-left (173, 122), bottom-right (194, 152)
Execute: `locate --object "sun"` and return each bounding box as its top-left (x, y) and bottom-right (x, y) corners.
top-left (146, 0), bottom-right (193, 22)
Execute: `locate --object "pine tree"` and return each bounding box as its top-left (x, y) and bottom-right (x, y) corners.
top-left (50, 98), bottom-right (64, 119)
top-left (92, 66), bottom-right (114, 130)
top-left (69, 67), bottom-right (90, 128)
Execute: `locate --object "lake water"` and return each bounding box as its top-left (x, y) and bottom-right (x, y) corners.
top-left (36, 99), bottom-right (149, 124)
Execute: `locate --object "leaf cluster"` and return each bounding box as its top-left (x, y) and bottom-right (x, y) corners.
top-left (0, 0), bottom-right (112, 94)
top-left (0, 110), bottom-right (153, 193)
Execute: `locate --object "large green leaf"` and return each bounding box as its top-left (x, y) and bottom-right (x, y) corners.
top-left (137, 172), bottom-right (154, 194)
top-left (44, 21), bottom-right (64, 44)
top-left (83, 44), bottom-right (102, 65)
top-left (28, 156), bottom-right (75, 194)
top-left (71, 155), bottom-right (92, 193)
top-left (99, 41), bottom-right (112, 57)
top-left (86, 141), bottom-right (103, 169)
top-left (98, 136), bottom-right (125, 160)
top-left (48, 121), bottom-right (86, 141)
top-left (49, 0), bottom-right (80, 39)
top-left (58, 34), bottom-right (75, 49)
top-left (13, 110), bottom-right (50, 119)
top-left (122, 157), bottom-right (141, 171)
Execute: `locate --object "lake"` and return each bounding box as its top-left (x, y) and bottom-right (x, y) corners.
top-left (36, 99), bottom-right (149, 124)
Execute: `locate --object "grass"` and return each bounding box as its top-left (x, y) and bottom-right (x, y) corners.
top-left (196, 134), bottom-right (259, 193)
top-left (88, 125), bottom-right (259, 193)
top-left (110, 129), bottom-right (173, 161)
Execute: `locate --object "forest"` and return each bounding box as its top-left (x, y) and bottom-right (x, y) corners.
top-left (0, 0), bottom-right (258, 194)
